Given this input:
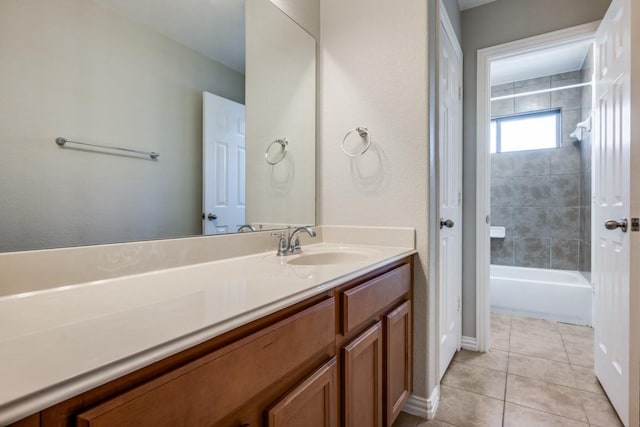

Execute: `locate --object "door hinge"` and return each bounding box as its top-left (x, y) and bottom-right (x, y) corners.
top-left (458, 86), bottom-right (462, 101)
top-left (457, 296), bottom-right (461, 313)
top-left (632, 217), bottom-right (640, 232)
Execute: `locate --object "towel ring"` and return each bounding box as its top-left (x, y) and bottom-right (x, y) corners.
top-left (265, 138), bottom-right (288, 165)
top-left (342, 127), bottom-right (371, 157)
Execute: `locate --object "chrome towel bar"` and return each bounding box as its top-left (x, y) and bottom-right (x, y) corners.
top-left (55, 137), bottom-right (159, 160)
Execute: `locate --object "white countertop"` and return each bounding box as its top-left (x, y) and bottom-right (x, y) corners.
top-left (0, 242), bottom-right (415, 425)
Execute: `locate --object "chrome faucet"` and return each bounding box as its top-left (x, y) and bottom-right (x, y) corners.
top-left (272, 226), bottom-right (316, 256)
top-left (287, 226), bottom-right (316, 254)
top-left (237, 224), bottom-right (257, 232)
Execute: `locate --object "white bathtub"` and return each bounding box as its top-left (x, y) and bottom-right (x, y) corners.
top-left (490, 265), bottom-right (592, 326)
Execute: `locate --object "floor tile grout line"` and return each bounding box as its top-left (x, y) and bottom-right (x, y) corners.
top-left (507, 348), bottom-right (574, 365)
top-left (452, 357), bottom-right (508, 374)
top-left (504, 313), bottom-right (591, 424)
top-left (506, 347), bottom-right (599, 393)
top-left (485, 314), bottom-right (608, 427)
top-left (506, 401), bottom-right (591, 426)
top-left (439, 383), bottom-right (506, 403)
top-left (503, 375), bottom-right (591, 424)
top-left (507, 349), bottom-right (569, 364)
top-left (560, 327), bottom-right (592, 424)
top-left (508, 313), bottom-right (595, 424)
top-left (503, 315), bottom-right (512, 427)
top-left (506, 371), bottom-right (595, 393)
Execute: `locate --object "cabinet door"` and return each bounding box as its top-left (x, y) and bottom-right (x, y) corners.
top-left (343, 322), bottom-right (383, 427)
top-left (384, 301), bottom-right (412, 427)
top-left (267, 358), bottom-right (337, 427)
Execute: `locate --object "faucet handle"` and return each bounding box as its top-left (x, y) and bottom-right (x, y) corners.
top-left (271, 232), bottom-right (288, 256)
top-left (291, 235), bottom-right (301, 253)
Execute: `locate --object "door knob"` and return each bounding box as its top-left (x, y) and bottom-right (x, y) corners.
top-left (440, 218), bottom-right (454, 229)
top-left (605, 218), bottom-right (628, 232)
top-left (203, 213), bottom-right (218, 221)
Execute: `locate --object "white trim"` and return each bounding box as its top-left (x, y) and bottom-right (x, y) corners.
top-left (461, 336), bottom-right (479, 351)
top-left (402, 386), bottom-right (441, 420)
top-left (630, 2), bottom-right (640, 426)
top-left (475, 22), bottom-right (600, 353)
top-left (440, 0), bottom-right (462, 56)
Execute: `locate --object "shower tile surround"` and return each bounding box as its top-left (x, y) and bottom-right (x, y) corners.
top-left (490, 70), bottom-right (592, 272)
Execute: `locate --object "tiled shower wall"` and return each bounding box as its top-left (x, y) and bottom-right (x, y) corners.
top-left (490, 70), bottom-right (592, 271)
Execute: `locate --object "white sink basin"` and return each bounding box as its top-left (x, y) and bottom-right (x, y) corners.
top-left (287, 250), bottom-right (372, 266)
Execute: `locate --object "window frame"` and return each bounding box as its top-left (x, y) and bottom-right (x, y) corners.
top-left (491, 108), bottom-right (562, 154)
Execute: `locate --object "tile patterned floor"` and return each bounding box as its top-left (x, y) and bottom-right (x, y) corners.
top-left (393, 313), bottom-right (623, 427)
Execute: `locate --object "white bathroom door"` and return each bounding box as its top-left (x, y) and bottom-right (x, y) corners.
top-left (437, 8), bottom-right (463, 380)
top-left (203, 92), bottom-right (246, 235)
top-left (593, 0), bottom-right (638, 425)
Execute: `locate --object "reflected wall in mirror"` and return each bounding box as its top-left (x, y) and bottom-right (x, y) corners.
top-left (0, 0), bottom-right (316, 252)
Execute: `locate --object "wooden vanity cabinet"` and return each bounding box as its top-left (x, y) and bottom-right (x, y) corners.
top-left (75, 297), bottom-right (336, 427)
top-left (337, 261), bottom-right (413, 427)
top-left (9, 256), bottom-right (413, 427)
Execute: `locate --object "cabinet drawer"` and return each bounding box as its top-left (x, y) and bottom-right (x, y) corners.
top-left (341, 264), bottom-right (410, 335)
top-left (77, 297), bottom-right (335, 427)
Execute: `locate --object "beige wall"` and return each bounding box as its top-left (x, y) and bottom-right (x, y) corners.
top-left (245, 0), bottom-right (316, 228)
top-left (320, 0), bottom-right (431, 398)
top-left (0, 0), bottom-right (244, 252)
top-left (460, 0), bottom-right (612, 337)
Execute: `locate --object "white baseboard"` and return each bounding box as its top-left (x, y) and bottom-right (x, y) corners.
top-left (461, 336), bottom-right (479, 351)
top-left (402, 385), bottom-right (440, 419)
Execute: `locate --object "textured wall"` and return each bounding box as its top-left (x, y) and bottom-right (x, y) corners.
top-left (320, 0), bottom-right (431, 397)
top-left (490, 71), bottom-right (587, 271)
top-left (460, 0), bottom-right (611, 337)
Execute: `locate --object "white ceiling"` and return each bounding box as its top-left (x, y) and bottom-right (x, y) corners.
top-left (490, 39), bottom-right (593, 86)
top-left (457, 0), bottom-right (497, 11)
top-left (92, 0), bottom-right (246, 74)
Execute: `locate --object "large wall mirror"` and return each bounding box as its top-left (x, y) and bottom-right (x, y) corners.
top-left (0, 0), bottom-right (316, 253)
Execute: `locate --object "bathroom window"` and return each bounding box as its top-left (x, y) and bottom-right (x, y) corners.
top-left (490, 109), bottom-right (561, 153)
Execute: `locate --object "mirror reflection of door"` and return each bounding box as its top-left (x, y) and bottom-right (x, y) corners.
top-left (203, 92), bottom-right (246, 235)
